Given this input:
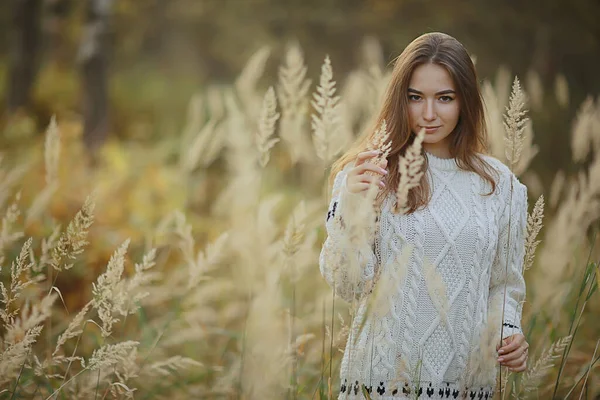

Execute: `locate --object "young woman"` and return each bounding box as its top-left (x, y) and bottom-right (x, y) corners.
top-left (319, 32), bottom-right (529, 399)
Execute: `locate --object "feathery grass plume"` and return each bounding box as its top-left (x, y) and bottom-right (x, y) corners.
top-left (422, 257), bottom-right (450, 321)
top-left (277, 42), bottom-right (313, 165)
top-left (144, 356), bottom-right (203, 377)
top-left (92, 239), bottom-right (130, 338)
top-left (503, 77), bottom-right (529, 169)
top-left (524, 195), bottom-right (544, 271)
top-left (50, 194), bottom-right (95, 271)
top-left (172, 211), bottom-right (229, 290)
top-left (534, 150), bottom-right (600, 311)
top-left (394, 128), bottom-right (426, 214)
top-left (118, 248), bottom-right (157, 314)
top-left (235, 45), bottom-right (271, 118)
top-left (86, 340), bottom-right (140, 371)
top-left (366, 244), bottom-right (412, 319)
top-left (312, 55), bottom-right (343, 164)
top-left (53, 301), bottom-right (92, 356)
top-left (33, 225), bottom-right (61, 273)
top-left (366, 119), bottom-right (392, 164)
top-left (0, 325), bottom-right (43, 385)
top-left (181, 117), bottom-right (219, 173)
top-left (45, 115), bottom-right (61, 186)
top-left (4, 293), bottom-right (56, 345)
top-left (1, 238), bottom-right (34, 325)
top-left (179, 89), bottom-right (227, 173)
top-left (520, 335), bottom-right (571, 394)
top-left (571, 96), bottom-right (596, 163)
top-left (0, 192), bottom-right (24, 267)
top-left (0, 159), bottom-right (29, 213)
top-left (555, 73), bottom-right (570, 108)
top-left (466, 304), bottom-right (502, 388)
top-left (256, 86), bottom-right (281, 168)
top-left (281, 200), bottom-right (306, 281)
top-left (242, 274), bottom-right (289, 398)
top-left (26, 118), bottom-right (62, 224)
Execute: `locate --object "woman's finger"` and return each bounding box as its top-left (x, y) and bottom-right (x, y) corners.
top-left (502, 352), bottom-right (527, 368)
top-left (498, 346), bottom-right (525, 363)
top-left (498, 335), bottom-right (524, 354)
top-left (508, 362), bottom-right (527, 373)
top-left (354, 150), bottom-right (381, 167)
top-left (355, 162), bottom-right (389, 177)
top-left (355, 175), bottom-right (385, 187)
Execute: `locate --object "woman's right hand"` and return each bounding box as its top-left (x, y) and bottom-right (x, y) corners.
top-left (346, 150), bottom-right (389, 194)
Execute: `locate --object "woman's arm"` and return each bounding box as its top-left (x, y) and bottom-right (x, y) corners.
top-left (488, 173), bottom-right (528, 339)
top-left (319, 166), bottom-right (380, 303)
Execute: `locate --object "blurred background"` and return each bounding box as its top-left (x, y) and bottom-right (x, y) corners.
top-left (2, 0), bottom-right (599, 172)
top-left (1, 1), bottom-right (599, 398)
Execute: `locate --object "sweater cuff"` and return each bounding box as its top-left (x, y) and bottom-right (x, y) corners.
top-left (501, 321), bottom-right (523, 339)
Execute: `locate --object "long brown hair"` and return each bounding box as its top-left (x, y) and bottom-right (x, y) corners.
top-left (329, 32), bottom-right (498, 213)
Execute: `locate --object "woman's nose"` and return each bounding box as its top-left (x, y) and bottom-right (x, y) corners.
top-left (423, 100), bottom-right (436, 121)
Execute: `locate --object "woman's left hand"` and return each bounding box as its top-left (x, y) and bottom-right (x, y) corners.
top-left (496, 333), bottom-right (529, 372)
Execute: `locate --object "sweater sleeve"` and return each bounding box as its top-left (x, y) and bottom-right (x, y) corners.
top-left (318, 166), bottom-right (380, 303)
top-left (488, 172), bottom-right (528, 339)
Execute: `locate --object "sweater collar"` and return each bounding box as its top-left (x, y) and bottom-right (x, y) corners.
top-left (425, 150), bottom-right (460, 171)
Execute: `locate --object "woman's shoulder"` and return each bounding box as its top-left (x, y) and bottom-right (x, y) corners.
top-left (476, 152), bottom-right (527, 202)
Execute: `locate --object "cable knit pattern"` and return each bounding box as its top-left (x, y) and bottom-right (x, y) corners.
top-left (319, 151), bottom-right (528, 399)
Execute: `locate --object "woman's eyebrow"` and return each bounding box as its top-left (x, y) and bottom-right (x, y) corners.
top-left (408, 88), bottom-right (456, 95)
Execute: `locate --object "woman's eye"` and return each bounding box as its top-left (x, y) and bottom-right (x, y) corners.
top-left (439, 96), bottom-right (454, 102)
top-left (408, 94), bottom-right (421, 101)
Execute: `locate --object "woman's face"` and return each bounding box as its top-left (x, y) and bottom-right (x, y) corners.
top-left (407, 62), bottom-right (460, 157)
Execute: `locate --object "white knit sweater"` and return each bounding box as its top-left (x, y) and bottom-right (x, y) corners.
top-left (319, 151), bottom-right (528, 399)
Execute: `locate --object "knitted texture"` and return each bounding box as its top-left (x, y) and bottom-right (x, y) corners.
top-left (319, 151), bottom-right (528, 399)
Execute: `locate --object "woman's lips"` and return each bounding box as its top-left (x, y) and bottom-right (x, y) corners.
top-left (422, 126), bottom-right (441, 133)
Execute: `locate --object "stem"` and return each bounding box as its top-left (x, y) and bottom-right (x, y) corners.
top-left (45, 368), bottom-right (89, 400)
top-left (553, 254), bottom-right (598, 399)
top-left (328, 277), bottom-right (335, 400)
top-left (577, 339), bottom-right (599, 400)
top-left (498, 179), bottom-right (514, 396)
top-left (291, 284), bottom-right (297, 400)
top-left (9, 348), bottom-right (31, 400)
top-left (563, 353), bottom-right (600, 399)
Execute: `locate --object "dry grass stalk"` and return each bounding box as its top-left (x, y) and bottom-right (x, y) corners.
top-left (0, 325), bottom-right (43, 385)
top-left (91, 239), bottom-right (131, 338)
top-left (524, 195), bottom-right (545, 271)
top-left (503, 77), bottom-right (528, 169)
top-left (520, 335), bottom-right (572, 394)
top-left (53, 301), bottom-right (92, 356)
top-left (277, 42), bottom-right (313, 165)
top-left (571, 96), bottom-right (598, 162)
top-left (256, 86), bottom-right (281, 168)
top-left (312, 55), bottom-right (342, 164)
top-left (0, 192), bottom-right (24, 267)
top-left (394, 128), bottom-right (426, 214)
top-left (50, 195), bottom-right (95, 271)
top-left (366, 119), bottom-right (392, 166)
top-left (465, 305), bottom-right (502, 388)
top-left (235, 45), bottom-right (271, 118)
top-left (1, 237), bottom-right (34, 325)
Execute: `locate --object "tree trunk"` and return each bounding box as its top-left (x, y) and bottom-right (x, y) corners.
top-left (78, 0), bottom-right (114, 152)
top-left (6, 0), bottom-right (43, 113)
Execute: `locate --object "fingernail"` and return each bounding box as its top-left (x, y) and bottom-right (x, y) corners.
top-left (498, 357), bottom-right (504, 362)
top-left (379, 181), bottom-right (385, 188)
top-left (498, 349), bottom-right (505, 354)
top-left (380, 169), bottom-right (388, 174)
